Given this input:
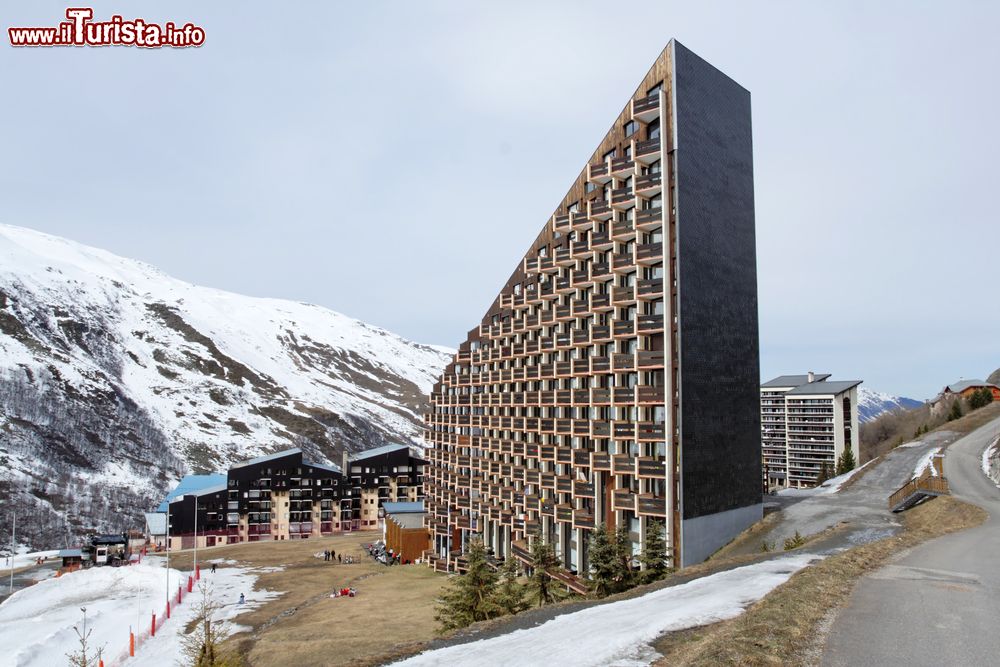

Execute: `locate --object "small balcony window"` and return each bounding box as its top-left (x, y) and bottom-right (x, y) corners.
top-left (624, 120), bottom-right (638, 137)
top-left (647, 118), bottom-right (660, 141)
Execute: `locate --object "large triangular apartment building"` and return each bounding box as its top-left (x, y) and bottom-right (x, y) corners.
top-left (424, 40), bottom-right (761, 572)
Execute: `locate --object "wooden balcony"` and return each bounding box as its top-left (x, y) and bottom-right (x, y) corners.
top-left (573, 510), bottom-right (596, 529)
top-left (556, 504), bottom-right (574, 523)
top-left (612, 455), bottom-right (636, 475)
top-left (637, 422), bottom-right (666, 441)
top-left (633, 93), bottom-right (660, 122)
top-left (637, 457), bottom-right (666, 477)
top-left (637, 493), bottom-right (667, 516)
top-left (590, 198), bottom-right (612, 219)
top-left (637, 279), bottom-right (662, 298)
top-left (591, 452), bottom-right (611, 471)
top-left (636, 206), bottom-right (663, 227)
top-left (610, 157), bottom-right (634, 175)
top-left (613, 285), bottom-right (636, 303)
top-left (635, 171), bottom-right (661, 194)
top-left (613, 489), bottom-right (637, 511)
top-left (638, 314), bottom-right (663, 333)
top-left (635, 137), bottom-right (660, 162)
top-left (589, 161), bottom-right (611, 184)
top-left (637, 242), bottom-right (663, 264)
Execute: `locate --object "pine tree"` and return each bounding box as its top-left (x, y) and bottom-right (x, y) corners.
top-left (491, 557), bottom-right (527, 616)
top-left (528, 531), bottom-right (559, 607)
top-left (613, 523), bottom-right (636, 590)
top-left (783, 530), bottom-right (806, 550)
top-left (435, 538), bottom-right (499, 633)
top-left (836, 445), bottom-right (856, 476)
top-left (588, 523), bottom-right (617, 596)
top-left (815, 461), bottom-right (833, 485)
top-left (639, 520), bottom-right (670, 582)
top-left (948, 399), bottom-right (964, 422)
top-left (969, 389), bottom-right (985, 410)
top-left (180, 581), bottom-right (242, 667)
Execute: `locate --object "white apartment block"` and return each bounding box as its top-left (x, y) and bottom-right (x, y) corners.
top-left (761, 373), bottom-right (861, 489)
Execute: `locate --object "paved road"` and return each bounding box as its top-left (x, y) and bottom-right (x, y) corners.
top-left (822, 415), bottom-right (1000, 667)
top-left (727, 433), bottom-right (955, 559)
top-left (0, 561), bottom-right (59, 605)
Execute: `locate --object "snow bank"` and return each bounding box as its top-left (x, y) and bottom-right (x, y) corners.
top-left (982, 437), bottom-right (1000, 489)
top-left (2, 548), bottom-right (59, 571)
top-left (0, 557), bottom-right (280, 667)
top-left (913, 447), bottom-right (942, 479)
top-left (816, 459), bottom-right (876, 495)
top-left (394, 554), bottom-right (820, 667)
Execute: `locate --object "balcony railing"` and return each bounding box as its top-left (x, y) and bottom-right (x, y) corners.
top-left (633, 93), bottom-right (660, 117)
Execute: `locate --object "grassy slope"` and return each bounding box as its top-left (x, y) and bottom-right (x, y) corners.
top-left (165, 534), bottom-right (449, 667)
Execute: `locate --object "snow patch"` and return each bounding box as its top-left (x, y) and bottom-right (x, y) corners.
top-left (816, 459), bottom-right (876, 494)
top-left (982, 437), bottom-right (1000, 489)
top-left (913, 447), bottom-right (942, 479)
top-left (393, 554), bottom-right (821, 667)
top-left (0, 557), bottom-right (281, 667)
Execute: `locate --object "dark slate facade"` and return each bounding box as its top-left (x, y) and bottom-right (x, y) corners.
top-left (673, 42), bottom-right (762, 525)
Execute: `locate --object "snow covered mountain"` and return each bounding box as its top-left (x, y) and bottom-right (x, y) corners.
top-left (857, 387), bottom-right (922, 423)
top-left (0, 224), bottom-right (451, 549)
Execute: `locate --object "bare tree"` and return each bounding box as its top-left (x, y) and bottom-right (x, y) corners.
top-left (66, 607), bottom-right (105, 667)
top-left (179, 581), bottom-right (242, 667)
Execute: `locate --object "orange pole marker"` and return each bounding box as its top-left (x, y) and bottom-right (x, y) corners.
top-left (130, 631), bottom-right (135, 656)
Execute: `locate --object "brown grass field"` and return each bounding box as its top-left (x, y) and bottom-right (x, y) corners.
top-left (165, 533), bottom-right (449, 666)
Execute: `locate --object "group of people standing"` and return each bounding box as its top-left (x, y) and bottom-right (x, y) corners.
top-left (322, 549), bottom-right (341, 563)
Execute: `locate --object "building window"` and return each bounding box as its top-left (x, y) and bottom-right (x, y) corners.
top-left (624, 120), bottom-right (638, 137)
top-left (647, 118), bottom-right (660, 141)
top-left (647, 81), bottom-right (662, 96)
top-left (603, 148), bottom-right (617, 161)
top-left (585, 182), bottom-right (596, 193)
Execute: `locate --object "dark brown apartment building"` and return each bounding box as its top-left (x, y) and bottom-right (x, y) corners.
top-left (423, 40), bottom-right (762, 574)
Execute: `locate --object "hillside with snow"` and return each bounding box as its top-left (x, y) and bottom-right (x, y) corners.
top-left (0, 224), bottom-right (451, 549)
top-left (857, 387), bottom-right (922, 423)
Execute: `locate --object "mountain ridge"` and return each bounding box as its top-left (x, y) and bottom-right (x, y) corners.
top-left (0, 224), bottom-right (452, 549)
top-left (857, 386), bottom-right (922, 423)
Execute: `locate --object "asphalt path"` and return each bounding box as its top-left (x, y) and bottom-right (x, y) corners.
top-left (822, 415), bottom-right (1000, 667)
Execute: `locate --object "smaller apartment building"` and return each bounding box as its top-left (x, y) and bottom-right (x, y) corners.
top-left (165, 444), bottom-right (426, 549)
top-left (761, 374), bottom-right (861, 489)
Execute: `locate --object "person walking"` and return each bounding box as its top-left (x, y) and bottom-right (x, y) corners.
top-left (211, 562), bottom-right (217, 574)
top-left (337, 553), bottom-right (342, 563)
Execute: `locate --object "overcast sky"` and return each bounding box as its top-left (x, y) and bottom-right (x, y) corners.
top-left (3, 1), bottom-right (999, 400)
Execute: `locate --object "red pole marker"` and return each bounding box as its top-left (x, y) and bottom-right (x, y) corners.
top-left (166, 601), bottom-right (170, 619)
top-left (195, 564), bottom-right (200, 580)
top-left (151, 613), bottom-right (156, 636)
top-left (130, 631), bottom-right (135, 656)
top-left (187, 575), bottom-right (193, 593)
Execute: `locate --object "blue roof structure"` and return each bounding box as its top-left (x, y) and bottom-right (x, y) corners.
top-left (156, 474), bottom-right (227, 512)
